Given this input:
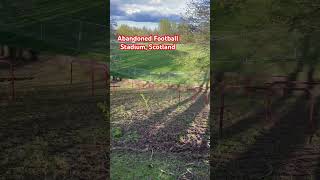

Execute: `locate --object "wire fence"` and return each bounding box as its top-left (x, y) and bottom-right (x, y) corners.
top-left (0, 56), bottom-right (109, 103)
top-left (110, 66), bottom-right (206, 85)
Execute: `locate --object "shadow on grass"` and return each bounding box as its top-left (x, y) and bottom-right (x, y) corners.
top-left (151, 87), bottom-right (209, 153)
top-left (212, 94), bottom-right (319, 178)
top-left (211, 59), bottom-right (306, 145)
top-left (316, 157), bottom-right (320, 179)
top-left (116, 88), bottom-right (202, 144)
top-left (314, 94), bottom-right (320, 178)
top-left (0, 88), bottom-right (107, 179)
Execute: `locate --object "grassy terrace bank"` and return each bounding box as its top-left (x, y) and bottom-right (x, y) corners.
top-left (111, 44), bottom-right (208, 85)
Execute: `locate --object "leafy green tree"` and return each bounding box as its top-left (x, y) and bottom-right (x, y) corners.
top-left (116, 24), bottom-right (155, 36)
top-left (185, 0), bottom-right (210, 45)
top-left (180, 0), bottom-right (210, 81)
top-left (212, 0), bottom-right (301, 84)
top-left (270, 0), bottom-right (320, 82)
top-left (170, 21), bottom-right (178, 34)
top-left (159, 19), bottom-right (172, 34)
top-left (110, 17), bottom-right (117, 39)
top-left (177, 22), bottom-right (194, 43)
top-left (116, 24), bottom-right (134, 36)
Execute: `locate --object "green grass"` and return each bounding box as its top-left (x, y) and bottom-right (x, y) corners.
top-left (111, 44), bottom-right (207, 85)
top-left (111, 151), bottom-right (209, 180)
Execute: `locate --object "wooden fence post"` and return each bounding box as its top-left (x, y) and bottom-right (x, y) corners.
top-left (219, 84), bottom-right (225, 138)
top-left (70, 62), bottom-right (73, 85)
top-left (178, 84), bottom-right (181, 103)
top-left (309, 94), bottom-right (315, 143)
top-left (10, 63), bottom-right (15, 100)
top-left (91, 62), bottom-right (94, 96)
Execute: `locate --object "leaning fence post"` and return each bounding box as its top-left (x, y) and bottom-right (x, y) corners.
top-left (178, 84), bottom-right (181, 103)
top-left (268, 90), bottom-right (273, 122)
top-left (219, 83), bottom-right (225, 138)
top-left (105, 68), bottom-right (108, 89)
top-left (40, 24), bottom-right (43, 40)
top-left (264, 92), bottom-right (268, 122)
top-left (192, 88), bottom-right (197, 101)
top-left (10, 63), bottom-right (15, 100)
top-left (40, 23), bottom-right (45, 40)
top-left (78, 20), bottom-right (83, 51)
top-left (309, 93), bottom-right (315, 143)
top-left (205, 91), bottom-right (209, 105)
top-left (91, 61), bottom-right (94, 96)
top-left (264, 87), bottom-right (272, 122)
top-left (70, 61), bottom-right (73, 84)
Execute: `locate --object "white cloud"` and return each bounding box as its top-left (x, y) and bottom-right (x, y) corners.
top-left (111, 0), bottom-right (188, 22)
top-left (150, 0), bottom-right (162, 5)
top-left (122, 4), bottom-right (180, 16)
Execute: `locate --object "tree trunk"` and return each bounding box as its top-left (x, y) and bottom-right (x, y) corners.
top-left (0, 45), bottom-right (3, 56)
top-left (8, 46), bottom-right (16, 62)
top-left (213, 71), bottom-right (224, 88)
top-left (16, 47), bottom-right (23, 61)
top-left (3, 45), bottom-right (9, 57)
top-left (29, 49), bottom-right (38, 61)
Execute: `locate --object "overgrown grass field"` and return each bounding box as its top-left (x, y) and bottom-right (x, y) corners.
top-left (111, 44), bottom-right (208, 85)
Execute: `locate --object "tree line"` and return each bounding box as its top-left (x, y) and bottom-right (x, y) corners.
top-left (213, 0), bottom-right (320, 86)
top-left (115, 19), bottom-right (195, 44)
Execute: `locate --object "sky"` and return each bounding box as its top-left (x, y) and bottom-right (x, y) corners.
top-left (111, 0), bottom-right (188, 29)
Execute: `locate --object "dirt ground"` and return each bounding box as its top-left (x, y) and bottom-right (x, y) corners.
top-left (110, 80), bottom-right (210, 178)
top-left (0, 55), bottom-right (108, 179)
